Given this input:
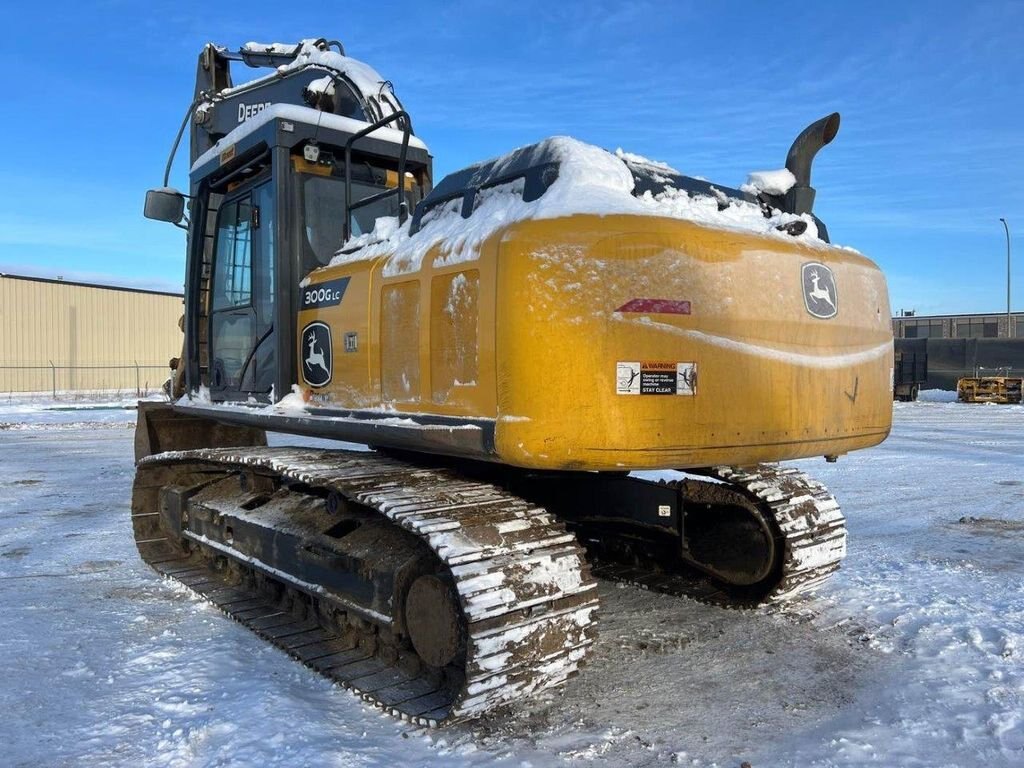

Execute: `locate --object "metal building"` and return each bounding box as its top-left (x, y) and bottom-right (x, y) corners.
top-left (0, 273), bottom-right (183, 395)
top-left (892, 311), bottom-right (1023, 340)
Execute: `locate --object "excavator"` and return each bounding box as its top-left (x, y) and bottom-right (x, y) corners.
top-left (135, 38), bottom-right (893, 725)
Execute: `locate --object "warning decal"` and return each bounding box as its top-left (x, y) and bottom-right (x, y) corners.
top-left (616, 361), bottom-right (697, 396)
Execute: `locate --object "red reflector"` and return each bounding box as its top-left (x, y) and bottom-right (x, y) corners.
top-left (615, 299), bottom-right (691, 315)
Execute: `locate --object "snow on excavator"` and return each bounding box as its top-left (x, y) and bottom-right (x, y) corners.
top-left (134, 37), bottom-right (893, 725)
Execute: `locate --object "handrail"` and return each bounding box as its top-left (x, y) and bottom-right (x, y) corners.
top-left (343, 110), bottom-right (411, 242)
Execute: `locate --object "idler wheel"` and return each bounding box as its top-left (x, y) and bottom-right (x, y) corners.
top-left (405, 574), bottom-right (464, 668)
top-left (682, 480), bottom-right (779, 587)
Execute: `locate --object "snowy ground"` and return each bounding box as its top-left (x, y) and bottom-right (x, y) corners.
top-left (1, 398), bottom-right (1022, 767)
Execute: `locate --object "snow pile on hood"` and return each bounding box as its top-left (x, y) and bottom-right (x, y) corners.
top-left (742, 168), bottom-right (797, 196)
top-left (330, 136), bottom-right (824, 277)
top-left (613, 148), bottom-right (676, 173)
top-left (338, 214), bottom-right (402, 252)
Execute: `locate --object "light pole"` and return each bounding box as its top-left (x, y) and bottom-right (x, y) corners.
top-left (1000, 218), bottom-right (1012, 338)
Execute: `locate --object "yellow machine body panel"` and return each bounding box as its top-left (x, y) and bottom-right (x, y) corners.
top-left (298, 214), bottom-right (892, 471)
top-left (297, 247), bottom-right (500, 418)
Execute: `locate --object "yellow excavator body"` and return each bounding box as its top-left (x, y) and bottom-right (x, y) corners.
top-left (134, 39), bottom-right (895, 724)
top-left (298, 214), bottom-right (893, 471)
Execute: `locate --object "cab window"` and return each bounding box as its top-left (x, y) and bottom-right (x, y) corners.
top-left (212, 197), bottom-right (253, 309)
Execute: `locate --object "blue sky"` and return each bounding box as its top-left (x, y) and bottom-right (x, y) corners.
top-left (1, 0), bottom-right (1021, 314)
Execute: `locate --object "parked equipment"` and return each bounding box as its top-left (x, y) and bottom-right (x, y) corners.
top-left (957, 374), bottom-right (1023, 404)
top-left (134, 38), bottom-right (893, 724)
top-left (894, 346), bottom-right (928, 401)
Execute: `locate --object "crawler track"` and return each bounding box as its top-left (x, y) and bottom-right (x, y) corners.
top-left (132, 447), bottom-right (598, 725)
top-left (589, 464), bottom-right (847, 607)
top-left (132, 449), bottom-right (844, 725)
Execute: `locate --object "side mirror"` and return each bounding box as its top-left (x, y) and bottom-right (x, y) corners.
top-left (144, 188), bottom-right (186, 223)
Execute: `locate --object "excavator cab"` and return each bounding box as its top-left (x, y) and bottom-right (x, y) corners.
top-left (187, 123), bottom-right (430, 403)
top-left (146, 39), bottom-right (433, 403)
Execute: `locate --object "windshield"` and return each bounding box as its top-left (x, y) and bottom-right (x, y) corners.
top-left (301, 175), bottom-right (402, 265)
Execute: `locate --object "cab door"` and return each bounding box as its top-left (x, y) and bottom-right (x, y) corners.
top-left (208, 181), bottom-right (276, 399)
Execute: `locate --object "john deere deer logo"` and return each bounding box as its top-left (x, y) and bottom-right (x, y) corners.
top-left (302, 322), bottom-right (333, 387)
top-left (801, 262), bottom-right (838, 319)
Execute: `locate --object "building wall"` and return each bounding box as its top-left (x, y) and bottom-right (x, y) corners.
top-left (892, 312), bottom-right (1024, 340)
top-left (896, 337), bottom-right (1024, 390)
top-left (0, 275), bottom-right (183, 394)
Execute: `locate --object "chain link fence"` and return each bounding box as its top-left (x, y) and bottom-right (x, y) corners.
top-left (0, 362), bottom-right (172, 398)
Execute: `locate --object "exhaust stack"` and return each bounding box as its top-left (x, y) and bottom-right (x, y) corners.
top-left (783, 112), bottom-right (840, 215)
